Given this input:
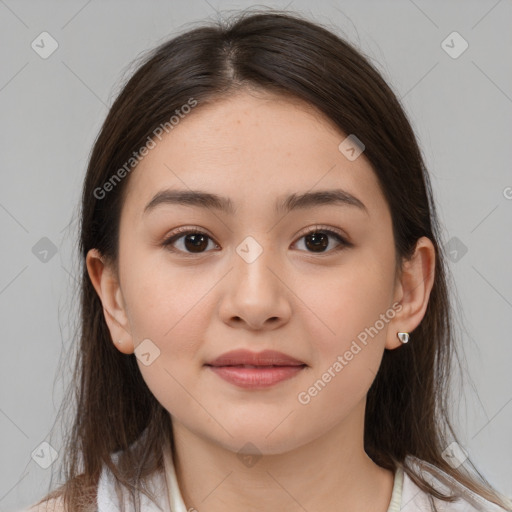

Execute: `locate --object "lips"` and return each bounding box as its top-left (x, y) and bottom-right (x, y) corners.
top-left (205, 349), bottom-right (307, 389)
top-left (205, 349), bottom-right (306, 368)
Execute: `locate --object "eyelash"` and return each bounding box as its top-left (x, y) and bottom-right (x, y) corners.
top-left (161, 225), bottom-right (352, 257)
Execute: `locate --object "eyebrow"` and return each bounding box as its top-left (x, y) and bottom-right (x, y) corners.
top-left (143, 188), bottom-right (368, 216)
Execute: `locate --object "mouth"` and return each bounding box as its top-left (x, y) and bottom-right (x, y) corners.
top-left (204, 349), bottom-right (307, 389)
top-left (205, 364), bottom-right (306, 388)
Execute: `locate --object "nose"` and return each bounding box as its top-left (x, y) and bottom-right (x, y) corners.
top-left (217, 239), bottom-right (292, 331)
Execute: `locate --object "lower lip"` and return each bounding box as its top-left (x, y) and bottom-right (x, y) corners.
top-left (206, 365), bottom-right (305, 389)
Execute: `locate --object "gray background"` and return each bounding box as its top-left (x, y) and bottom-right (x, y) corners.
top-left (1, 0), bottom-right (511, 510)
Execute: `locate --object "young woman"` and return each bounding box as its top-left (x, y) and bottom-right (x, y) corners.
top-left (23, 9), bottom-right (511, 512)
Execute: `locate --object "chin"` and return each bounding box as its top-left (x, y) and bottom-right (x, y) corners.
top-left (210, 422), bottom-right (308, 457)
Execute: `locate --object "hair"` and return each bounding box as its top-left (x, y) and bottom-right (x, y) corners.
top-left (34, 8), bottom-right (510, 512)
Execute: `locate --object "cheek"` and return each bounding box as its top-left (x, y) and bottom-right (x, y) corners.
top-left (297, 255), bottom-right (396, 356)
top-left (121, 249), bottom-right (216, 345)
top-left (120, 253), bottom-right (222, 377)
top-left (125, 264), bottom-right (218, 425)
top-left (294, 269), bottom-right (394, 425)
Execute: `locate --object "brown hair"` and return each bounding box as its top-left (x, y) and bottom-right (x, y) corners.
top-left (36, 8), bottom-right (510, 512)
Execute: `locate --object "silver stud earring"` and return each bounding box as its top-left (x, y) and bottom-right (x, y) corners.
top-left (397, 332), bottom-right (409, 344)
top-left (117, 339), bottom-right (123, 344)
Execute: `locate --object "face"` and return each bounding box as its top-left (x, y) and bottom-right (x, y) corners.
top-left (95, 90), bottom-right (405, 455)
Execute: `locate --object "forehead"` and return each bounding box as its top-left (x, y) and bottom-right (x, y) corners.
top-left (122, 90), bottom-right (385, 220)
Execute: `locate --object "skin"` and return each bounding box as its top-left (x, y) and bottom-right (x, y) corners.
top-left (87, 88), bottom-right (435, 512)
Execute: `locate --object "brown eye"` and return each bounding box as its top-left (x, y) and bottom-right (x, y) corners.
top-left (163, 229), bottom-right (218, 254)
top-left (181, 233), bottom-right (210, 253)
top-left (294, 228), bottom-right (350, 254)
top-left (304, 232), bottom-right (329, 252)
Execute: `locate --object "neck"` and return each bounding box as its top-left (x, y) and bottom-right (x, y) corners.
top-left (168, 400), bottom-right (395, 512)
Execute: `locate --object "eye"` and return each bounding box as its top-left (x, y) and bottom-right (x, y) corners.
top-left (292, 225), bottom-right (352, 254)
top-left (162, 227), bottom-right (219, 255)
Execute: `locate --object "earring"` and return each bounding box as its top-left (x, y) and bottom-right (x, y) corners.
top-left (117, 339), bottom-right (123, 344)
top-left (397, 332), bottom-right (409, 344)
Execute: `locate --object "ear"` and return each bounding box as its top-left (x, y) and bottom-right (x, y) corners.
top-left (385, 236), bottom-right (436, 350)
top-left (86, 248), bottom-right (134, 354)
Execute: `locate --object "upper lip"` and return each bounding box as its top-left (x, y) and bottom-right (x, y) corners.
top-left (205, 349), bottom-right (306, 367)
